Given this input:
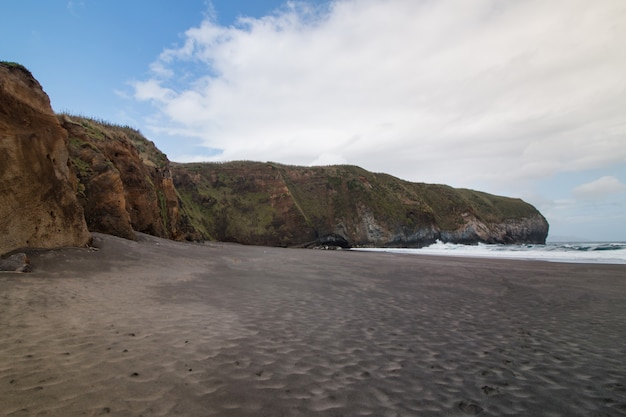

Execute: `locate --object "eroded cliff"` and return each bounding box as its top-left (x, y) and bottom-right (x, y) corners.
top-left (172, 162), bottom-right (549, 247)
top-left (0, 63), bottom-right (548, 251)
top-left (59, 115), bottom-right (181, 241)
top-left (0, 62), bottom-right (91, 254)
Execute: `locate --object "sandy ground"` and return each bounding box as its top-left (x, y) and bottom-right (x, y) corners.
top-left (1, 233), bottom-right (625, 417)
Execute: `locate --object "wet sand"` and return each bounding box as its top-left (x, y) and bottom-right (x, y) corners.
top-left (1, 233), bottom-right (625, 416)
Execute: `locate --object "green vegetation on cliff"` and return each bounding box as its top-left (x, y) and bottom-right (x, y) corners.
top-left (52, 116), bottom-right (548, 247)
top-left (172, 161), bottom-right (311, 246)
top-left (59, 114), bottom-right (181, 240)
top-left (172, 161), bottom-right (548, 247)
top-left (0, 61), bottom-right (34, 78)
top-left (60, 114), bottom-right (169, 169)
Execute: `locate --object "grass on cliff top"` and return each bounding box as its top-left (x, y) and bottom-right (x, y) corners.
top-left (171, 160), bottom-right (545, 245)
top-left (58, 113), bottom-right (169, 169)
top-left (173, 162), bottom-right (285, 242)
top-left (0, 61), bottom-right (34, 77)
top-left (176, 161), bottom-right (538, 228)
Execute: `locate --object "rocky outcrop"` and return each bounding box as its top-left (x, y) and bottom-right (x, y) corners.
top-left (173, 161), bottom-right (315, 245)
top-left (0, 253), bottom-right (31, 272)
top-left (0, 63), bottom-right (549, 251)
top-left (172, 162), bottom-right (549, 247)
top-left (0, 62), bottom-right (91, 255)
top-left (59, 115), bottom-right (181, 241)
top-left (439, 214), bottom-right (550, 245)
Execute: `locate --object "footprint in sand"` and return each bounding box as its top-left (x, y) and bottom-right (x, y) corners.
top-left (458, 399), bottom-right (483, 415)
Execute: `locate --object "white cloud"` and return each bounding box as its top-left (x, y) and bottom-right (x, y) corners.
top-left (133, 79), bottom-right (175, 102)
top-left (573, 176), bottom-right (626, 199)
top-left (67, 0), bottom-right (85, 16)
top-left (132, 0), bottom-right (626, 192)
top-left (174, 154), bottom-right (222, 163)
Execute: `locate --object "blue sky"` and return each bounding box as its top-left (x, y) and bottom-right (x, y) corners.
top-left (2, 0), bottom-right (625, 241)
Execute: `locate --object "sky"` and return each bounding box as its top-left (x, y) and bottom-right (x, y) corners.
top-left (2, 0), bottom-right (625, 242)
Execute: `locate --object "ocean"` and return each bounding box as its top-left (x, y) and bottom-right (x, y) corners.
top-left (352, 241), bottom-right (626, 265)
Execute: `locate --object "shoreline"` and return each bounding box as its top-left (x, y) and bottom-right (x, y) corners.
top-left (350, 244), bottom-right (626, 266)
top-left (1, 233), bottom-right (625, 416)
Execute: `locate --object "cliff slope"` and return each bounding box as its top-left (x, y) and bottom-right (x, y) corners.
top-left (172, 162), bottom-right (549, 247)
top-left (0, 62), bottom-right (91, 255)
top-left (59, 115), bottom-right (181, 241)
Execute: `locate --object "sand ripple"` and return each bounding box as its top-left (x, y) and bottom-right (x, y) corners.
top-left (1, 233), bottom-right (625, 416)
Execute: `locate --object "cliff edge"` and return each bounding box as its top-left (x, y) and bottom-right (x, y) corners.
top-left (0, 62), bottom-right (91, 255)
top-left (59, 115), bottom-right (181, 241)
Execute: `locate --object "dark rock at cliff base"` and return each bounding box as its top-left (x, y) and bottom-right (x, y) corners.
top-left (317, 233), bottom-right (352, 249)
top-left (0, 253), bottom-right (31, 272)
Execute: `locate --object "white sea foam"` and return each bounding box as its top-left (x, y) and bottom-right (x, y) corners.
top-left (352, 241), bottom-right (626, 264)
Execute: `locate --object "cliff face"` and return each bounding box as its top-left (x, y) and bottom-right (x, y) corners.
top-left (0, 62), bottom-right (91, 255)
top-left (0, 63), bottom-right (548, 251)
top-left (173, 162), bottom-right (315, 245)
top-left (173, 162), bottom-right (549, 247)
top-left (59, 115), bottom-right (181, 241)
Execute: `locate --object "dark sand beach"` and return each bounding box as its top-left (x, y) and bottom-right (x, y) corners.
top-left (1, 233), bottom-right (625, 416)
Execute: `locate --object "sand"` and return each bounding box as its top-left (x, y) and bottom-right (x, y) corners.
top-left (1, 233), bottom-right (625, 417)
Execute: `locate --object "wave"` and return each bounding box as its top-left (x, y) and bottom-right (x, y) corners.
top-left (558, 242), bottom-right (626, 252)
top-left (352, 241), bottom-right (626, 265)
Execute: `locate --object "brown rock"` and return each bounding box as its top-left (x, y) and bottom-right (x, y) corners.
top-left (0, 62), bottom-right (91, 255)
top-left (59, 115), bottom-right (182, 240)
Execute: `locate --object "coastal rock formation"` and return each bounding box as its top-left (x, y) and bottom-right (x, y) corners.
top-left (172, 162), bottom-right (549, 247)
top-left (0, 62), bottom-right (91, 255)
top-left (59, 115), bottom-right (181, 241)
top-left (172, 161), bottom-right (315, 245)
top-left (0, 63), bottom-right (549, 250)
top-left (0, 252), bottom-right (31, 272)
